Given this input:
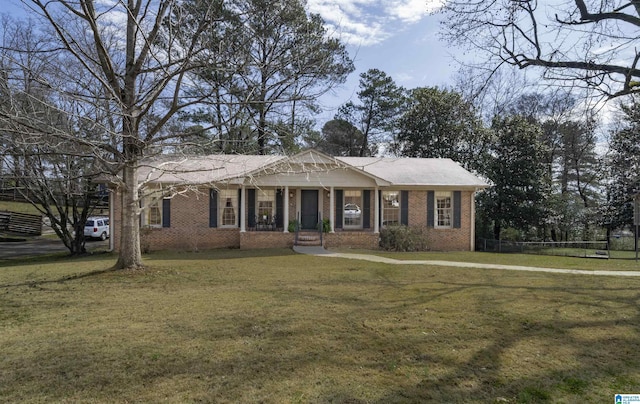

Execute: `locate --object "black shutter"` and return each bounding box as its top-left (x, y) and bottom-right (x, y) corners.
top-left (276, 189), bottom-right (284, 229)
top-left (209, 189), bottom-right (217, 228)
top-left (427, 191), bottom-right (434, 228)
top-left (453, 191), bottom-right (461, 228)
top-left (162, 199), bottom-right (171, 228)
top-left (400, 190), bottom-right (409, 226)
top-left (335, 189), bottom-right (343, 229)
top-left (248, 189), bottom-right (256, 228)
top-left (237, 188), bottom-right (242, 227)
top-left (362, 190), bottom-right (371, 229)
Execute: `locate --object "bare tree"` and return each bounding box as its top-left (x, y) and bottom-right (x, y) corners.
top-left (14, 0), bottom-right (229, 269)
top-left (0, 15), bottom-right (102, 254)
top-left (441, 0), bottom-right (640, 99)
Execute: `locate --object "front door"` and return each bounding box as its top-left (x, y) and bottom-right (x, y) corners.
top-left (300, 190), bottom-right (319, 230)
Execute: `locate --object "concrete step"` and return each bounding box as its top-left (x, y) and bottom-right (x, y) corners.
top-left (295, 232), bottom-right (322, 246)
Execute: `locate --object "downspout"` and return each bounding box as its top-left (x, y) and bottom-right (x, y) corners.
top-left (470, 188), bottom-right (477, 251)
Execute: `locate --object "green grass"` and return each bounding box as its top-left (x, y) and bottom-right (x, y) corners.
top-left (0, 201), bottom-right (41, 214)
top-left (2, 249), bottom-right (640, 403)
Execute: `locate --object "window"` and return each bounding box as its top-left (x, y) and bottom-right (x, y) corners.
top-left (257, 189), bottom-right (275, 220)
top-left (382, 191), bottom-right (400, 226)
top-left (436, 191), bottom-right (452, 228)
top-left (219, 189), bottom-right (237, 227)
top-left (143, 194), bottom-right (163, 227)
top-left (343, 190), bottom-right (362, 228)
top-left (148, 202), bottom-right (162, 226)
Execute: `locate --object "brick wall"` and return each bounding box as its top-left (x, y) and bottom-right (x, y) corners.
top-left (425, 191), bottom-right (473, 251)
top-left (112, 188), bottom-right (475, 252)
top-left (240, 231), bottom-right (294, 249)
top-left (324, 231), bottom-right (379, 249)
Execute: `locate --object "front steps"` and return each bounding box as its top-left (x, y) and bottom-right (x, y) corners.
top-left (295, 232), bottom-right (322, 247)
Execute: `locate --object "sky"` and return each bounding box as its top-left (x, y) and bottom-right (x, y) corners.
top-left (307, 0), bottom-right (460, 121)
top-left (5, 0), bottom-right (461, 124)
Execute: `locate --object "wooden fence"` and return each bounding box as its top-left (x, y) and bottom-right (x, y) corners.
top-left (0, 210), bottom-right (42, 236)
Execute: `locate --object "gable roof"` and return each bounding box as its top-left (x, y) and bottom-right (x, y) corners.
top-left (136, 150), bottom-right (488, 189)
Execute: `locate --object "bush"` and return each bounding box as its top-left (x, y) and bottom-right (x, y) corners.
top-left (288, 220), bottom-right (299, 233)
top-left (379, 225), bottom-right (428, 252)
top-left (321, 218), bottom-right (330, 233)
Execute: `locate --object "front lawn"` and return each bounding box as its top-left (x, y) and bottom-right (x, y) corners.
top-left (1, 249), bottom-right (639, 403)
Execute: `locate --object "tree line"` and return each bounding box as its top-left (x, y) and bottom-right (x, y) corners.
top-left (311, 68), bottom-right (639, 245)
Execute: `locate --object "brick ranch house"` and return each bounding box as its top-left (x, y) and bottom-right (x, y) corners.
top-left (107, 149), bottom-right (488, 252)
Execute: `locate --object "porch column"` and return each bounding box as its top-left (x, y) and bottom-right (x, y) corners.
top-left (283, 186), bottom-right (290, 233)
top-left (374, 186), bottom-right (380, 233)
top-left (240, 185), bottom-right (246, 232)
top-left (329, 186), bottom-right (335, 233)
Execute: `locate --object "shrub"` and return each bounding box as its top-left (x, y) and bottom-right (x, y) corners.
top-left (321, 218), bottom-right (330, 233)
top-left (379, 225), bottom-right (428, 252)
top-left (288, 220), bottom-right (299, 233)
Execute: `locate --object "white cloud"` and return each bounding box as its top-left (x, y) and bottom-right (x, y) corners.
top-left (307, 0), bottom-right (440, 46)
top-left (386, 0), bottom-right (442, 23)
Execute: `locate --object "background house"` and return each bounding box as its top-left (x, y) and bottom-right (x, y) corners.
top-left (109, 150), bottom-right (488, 252)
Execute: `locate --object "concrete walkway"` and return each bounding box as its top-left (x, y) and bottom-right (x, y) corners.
top-left (293, 246), bottom-right (640, 277)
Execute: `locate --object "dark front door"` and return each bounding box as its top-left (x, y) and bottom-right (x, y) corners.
top-left (300, 190), bottom-right (319, 230)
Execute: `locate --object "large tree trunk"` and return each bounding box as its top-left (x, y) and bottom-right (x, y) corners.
top-left (115, 161), bottom-right (143, 269)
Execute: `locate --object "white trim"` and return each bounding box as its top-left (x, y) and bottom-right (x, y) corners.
top-left (434, 191), bottom-right (453, 229)
top-left (240, 185), bottom-right (246, 232)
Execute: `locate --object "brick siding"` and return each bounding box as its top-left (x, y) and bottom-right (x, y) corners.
top-left (112, 188), bottom-right (475, 252)
top-left (324, 231), bottom-right (379, 249)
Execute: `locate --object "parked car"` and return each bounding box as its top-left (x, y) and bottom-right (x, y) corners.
top-left (84, 217), bottom-right (110, 240)
top-left (343, 203), bottom-right (361, 218)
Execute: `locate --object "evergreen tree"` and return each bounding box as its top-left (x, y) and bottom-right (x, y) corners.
top-left (479, 116), bottom-right (551, 240)
top-left (394, 86), bottom-right (487, 171)
top-left (338, 69), bottom-right (405, 156)
top-left (601, 102), bottom-right (640, 235)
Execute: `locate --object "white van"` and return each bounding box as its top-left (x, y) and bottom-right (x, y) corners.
top-left (84, 217), bottom-right (110, 240)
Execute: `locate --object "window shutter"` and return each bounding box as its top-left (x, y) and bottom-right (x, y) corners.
top-left (248, 189), bottom-right (256, 228)
top-left (162, 199), bottom-right (171, 228)
top-left (362, 190), bottom-right (371, 229)
top-left (276, 189), bottom-right (284, 228)
top-left (427, 191), bottom-right (434, 228)
top-left (209, 189), bottom-right (217, 228)
top-left (453, 191), bottom-right (461, 229)
top-left (401, 190), bottom-right (409, 226)
top-left (334, 189), bottom-right (343, 229)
